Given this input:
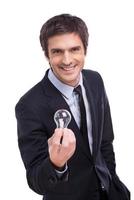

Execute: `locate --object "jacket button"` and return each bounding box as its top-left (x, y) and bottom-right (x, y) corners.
top-left (49, 176), bottom-right (57, 184)
top-left (101, 184), bottom-right (105, 191)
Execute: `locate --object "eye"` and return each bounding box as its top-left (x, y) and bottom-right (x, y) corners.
top-left (71, 46), bottom-right (81, 53)
top-left (51, 49), bottom-right (63, 55)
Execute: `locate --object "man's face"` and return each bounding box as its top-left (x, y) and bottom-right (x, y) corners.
top-left (47, 33), bottom-right (86, 87)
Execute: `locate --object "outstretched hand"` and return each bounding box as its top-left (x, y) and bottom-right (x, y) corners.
top-left (48, 128), bottom-right (76, 168)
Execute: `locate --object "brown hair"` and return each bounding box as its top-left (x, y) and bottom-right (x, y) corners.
top-left (40, 14), bottom-right (89, 58)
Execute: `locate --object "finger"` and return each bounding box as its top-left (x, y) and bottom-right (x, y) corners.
top-left (48, 129), bottom-right (66, 166)
top-left (62, 128), bottom-right (76, 147)
top-left (49, 129), bottom-right (64, 154)
top-left (48, 136), bottom-right (53, 146)
top-left (59, 129), bottom-right (76, 161)
top-left (53, 128), bottom-right (64, 145)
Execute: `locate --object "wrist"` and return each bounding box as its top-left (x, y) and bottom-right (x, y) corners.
top-left (52, 162), bottom-right (66, 171)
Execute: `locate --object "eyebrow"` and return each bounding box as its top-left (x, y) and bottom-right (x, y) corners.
top-left (50, 48), bottom-right (63, 52)
top-left (50, 46), bottom-right (81, 52)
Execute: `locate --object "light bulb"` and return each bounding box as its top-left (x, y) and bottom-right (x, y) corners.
top-left (54, 109), bottom-right (71, 128)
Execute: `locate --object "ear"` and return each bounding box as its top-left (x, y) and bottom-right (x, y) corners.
top-left (48, 62), bottom-right (53, 71)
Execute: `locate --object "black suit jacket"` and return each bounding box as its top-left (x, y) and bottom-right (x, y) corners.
top-left (15, 69), bottom-right (130, 200)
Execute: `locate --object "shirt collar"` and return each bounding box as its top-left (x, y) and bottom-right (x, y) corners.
top-left (48, 69), bottom-right (83, 99)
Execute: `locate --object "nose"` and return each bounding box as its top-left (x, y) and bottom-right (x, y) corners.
top-left (62, 51), bottom-right (73, 66)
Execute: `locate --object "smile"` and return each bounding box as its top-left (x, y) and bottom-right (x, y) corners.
top-left (60, 65), bottom-right (76, 71)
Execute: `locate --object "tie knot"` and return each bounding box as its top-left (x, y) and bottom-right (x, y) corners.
top-left (74, 85), bottom-right (82, 96)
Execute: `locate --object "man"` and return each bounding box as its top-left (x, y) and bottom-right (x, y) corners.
top-left (15, 14), bottom-right (130, 200)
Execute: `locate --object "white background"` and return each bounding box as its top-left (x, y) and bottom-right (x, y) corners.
top-left (0, 0), bottom-right (133, 199)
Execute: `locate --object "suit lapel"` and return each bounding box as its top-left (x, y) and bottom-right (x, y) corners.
top-left (41, 73), bottom-right (71, 115)
top-left (83, 74), bottom-right (98, 160)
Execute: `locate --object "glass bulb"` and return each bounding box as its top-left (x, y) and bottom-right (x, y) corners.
top-left (54, 109), bottom-right (71, 128)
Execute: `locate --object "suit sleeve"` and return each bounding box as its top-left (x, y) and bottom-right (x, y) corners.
top-left (98, 74), bottom-right (130, 199)
top-left (101, 87), bottom-right (116, 176)
top-left (15, 100), bottom-right (68, 195)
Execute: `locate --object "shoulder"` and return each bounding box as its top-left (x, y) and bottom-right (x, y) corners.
top-left (82, 69), bottom-right (104, 87)
top-left (15, 73), bottom-right (49, 115)
top-left (15, 69), bottom-right (50, 107)
top-left (16, 81), bottom-right (42, 106)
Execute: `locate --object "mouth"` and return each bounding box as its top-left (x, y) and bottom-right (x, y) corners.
top-left (60, 65), bottom-right (77, 71)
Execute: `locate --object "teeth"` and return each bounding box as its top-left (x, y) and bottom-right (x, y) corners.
top-left (61, 65), bottom-right (75, 70)
top-left (62, 67), bottom-right (74, 71)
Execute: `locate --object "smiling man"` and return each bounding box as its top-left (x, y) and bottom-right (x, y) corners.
top-left (15, 14), bottom-right (130, 200)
